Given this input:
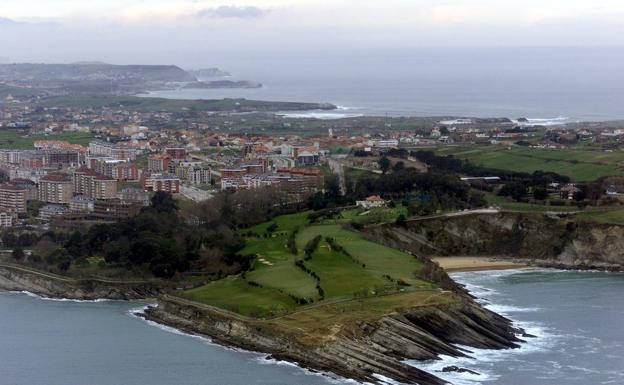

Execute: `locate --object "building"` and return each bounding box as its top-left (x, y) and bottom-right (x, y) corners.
top-left (373, 139), bottom-right (400, 149)
top-left (118, 187), bottom-right (150, 206)
top-left (93, 199), bottom-right (143, 220)
top-left (0, 184), bottom-right (28, 213)
top-left (188, 166), bottom-right (212, 185)
top-left (69, 195), bottom-right (96, 213)
top-left (45, 150), bottom-right (80, 167)
top-left (88, 140), bottom-right (137, 161)
top-left (89, 158), bottom-right (139, 181)
top-left (141, 173), bottom-right (180, 193)
top-left (3, 166), bottom-right (48, 183)
top-left (8, 179), bottom-right (38, 201)
top-left (112, 162), bottom-right (139, 181)
top-left (356, 195), bottom-right (387, 209)
top-left (74, 167), bottom-right (118, 200)
top-left (460, 176), bottom-right (502, 184)
top-left (148, 154), bottom-right (171, 172)
top-left (34, 140), bottom-right (86, 153)
top-left (19, 153), bottom-right (45, 169)
top-left (296, 151), bottom-right (320, 166)
top-left (560, 184), bottom-right (581, 200)
top-left (0, 212), bottom-right (14, 227)
top-left (39, 173), bottom-right (73, 204)
top-left (220, 168), bottom-right (246, 178)
top-left (165, 147), bottom-right (187, 160)
top-left (38, 204), bottom-right (70, 221)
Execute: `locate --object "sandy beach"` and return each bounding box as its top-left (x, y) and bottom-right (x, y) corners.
top-left (432, 256), bottom-right (528, 272)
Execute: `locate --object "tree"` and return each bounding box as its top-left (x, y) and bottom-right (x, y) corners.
top-left (65, 231), bottom-right (86, 258)
top-left (151, 192), bottom-right (178, 213)
top-left (533, 188), bottom-right (549, 201)
top-left (573, 189), bottom-right (587, 202)
top-left (103, 240), bottom-right (131, 264)
top-left (12, 246), bottom-right (25, 261)
top-left (395, 214), bottom-right (407, 227)
top-left (324, 174), bottom-right (342, 200)
top-left (498, 182), bottom-right (527, 202)
top-left (392, 161), bottom-right (405, 172)
top-left (378, 156), bottom-right (391, 174)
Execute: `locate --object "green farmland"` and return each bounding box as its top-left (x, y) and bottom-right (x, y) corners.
top-left (435, 145), bottom-right (624, 181)
top-left (182, 211), bottom-right (435, 318)
top-left (0, 129), bottom-right (93, 149)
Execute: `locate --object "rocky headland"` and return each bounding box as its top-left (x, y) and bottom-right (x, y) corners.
top-left (4, 211), bottom-right (622, 384)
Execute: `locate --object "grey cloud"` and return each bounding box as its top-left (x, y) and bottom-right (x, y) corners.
top-left (197, 5), bottom-right (267, 19)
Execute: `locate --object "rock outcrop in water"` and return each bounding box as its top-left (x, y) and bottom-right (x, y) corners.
top-left (363, 212), bottom-right (624, 271)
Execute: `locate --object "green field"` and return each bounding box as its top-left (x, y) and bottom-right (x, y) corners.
top-left (576, 209), bottom-right (624, 225)
top-left (484, 195), bottom-right (582, 213)
top-left (435, 145), bottom-right (624, 181)
top-left (181, 211), bottom-right (433, 318)
top-left (0, 129), bottom-right (93, 149)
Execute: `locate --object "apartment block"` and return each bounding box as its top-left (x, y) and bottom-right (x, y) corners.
top-left (141, 173), bottom-right (180, 193)
top-left (39, 173), bottom-right (74, 204)
top-left (0, 184), bottom-right (28, 213)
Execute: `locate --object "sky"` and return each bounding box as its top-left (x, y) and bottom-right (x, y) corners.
top-left (0, 0), bottom-right (623, 65)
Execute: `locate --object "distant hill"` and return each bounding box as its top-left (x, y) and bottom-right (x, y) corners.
top-left (183, 80), bottom-right (262, 89)
top-left (187, 68), bottom-right (231, 79)
top-left (0, 63), bottom-right (196, 83)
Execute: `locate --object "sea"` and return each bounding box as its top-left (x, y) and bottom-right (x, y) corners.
top-left (141, 47), bottom-right (624, 123)
top-left (0, 269), bottom-right (622, 385)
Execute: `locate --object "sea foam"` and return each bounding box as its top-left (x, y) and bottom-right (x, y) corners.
top-left (408, 269), bottom-right (560, 385)
top-left (8, 290), bottom-right (111, 303)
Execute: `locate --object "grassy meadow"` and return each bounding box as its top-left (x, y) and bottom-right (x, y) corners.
top-left (435, 145), bottom-right (624, 182)
top-left (0, 129), bottom-right (93, 149)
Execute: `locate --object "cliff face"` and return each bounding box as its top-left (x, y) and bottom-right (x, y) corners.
top-left (363, 213), bottom-right (624, 270)
top-left (0, 266), bottom-right (163, 300)
top-left (143, 294), bottom-right (523, 385)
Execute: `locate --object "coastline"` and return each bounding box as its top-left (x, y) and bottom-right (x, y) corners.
top-left (410, 268), bottom-right (548, 385)
top-left (1, 259), bottom-right (618, 385)
top-left (433, 256), bottom-right (529, 273)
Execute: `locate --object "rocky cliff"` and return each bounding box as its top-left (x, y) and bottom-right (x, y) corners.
top-left (0, 265), bottom-right (163, 300)
top-left (363, 212), bottom-right (624, 271)
top-left (143, 293), bottom-right (523, 385)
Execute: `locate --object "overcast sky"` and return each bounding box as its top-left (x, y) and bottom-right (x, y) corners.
top-left (0, 0), bottom-right (623, 65)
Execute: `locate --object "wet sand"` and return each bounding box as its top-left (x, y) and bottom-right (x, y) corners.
top-left (432, 256), bottom-right (528, 272)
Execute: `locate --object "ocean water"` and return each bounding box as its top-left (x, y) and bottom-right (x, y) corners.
top-left (0, 294), bottom-right (340, 385)
top-left (413, 269), bottom-right (624, 385)
top-left (144, 47), bottom-right (624, 122)
top-left (0, 269), bottom-right (623, 385)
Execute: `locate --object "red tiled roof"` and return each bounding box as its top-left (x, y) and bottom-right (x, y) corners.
top-left (41, 173), bottom-right (72, 182)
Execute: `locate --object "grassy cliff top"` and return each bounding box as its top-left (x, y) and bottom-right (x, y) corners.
top-left (181, 210), bottom-right (438, 319)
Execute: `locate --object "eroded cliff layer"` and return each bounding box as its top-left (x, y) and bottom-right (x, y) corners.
top-left (142, 290), bottom-right (522, 385)
top-left (363, 212), bottom-right (624, 271)
top-left (0, 265), bottom-right (163, 300)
